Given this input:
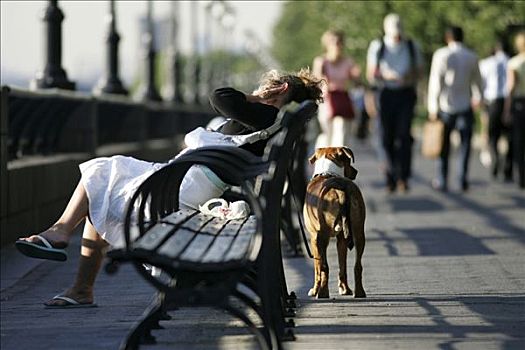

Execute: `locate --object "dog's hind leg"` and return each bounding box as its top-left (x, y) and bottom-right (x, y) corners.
top-left (308, 232), bottom-right (322, 297)
top-left (310, 234), bottom-right (330, 298)
top-left (352, 223), bottom-right (367, 298)
top-left (336, 234), bottom-right (352, 295)
top-left (318, 239), bottom-right (330, 299)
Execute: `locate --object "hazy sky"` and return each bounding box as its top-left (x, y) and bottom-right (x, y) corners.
top-left (0, 0), bottom-right (283, 87)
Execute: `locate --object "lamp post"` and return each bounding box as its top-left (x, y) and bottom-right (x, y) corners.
top-left (137, 1), bottom-right (162, 102)
top-left (94, 0), bottom-right (128, 95)
top-left (31, 0), bottom-right (75, 90)
top-left (162, 1), bottom-right (183, 103)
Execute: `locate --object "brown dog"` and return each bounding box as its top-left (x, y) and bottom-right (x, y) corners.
top-left (303, 147), bottom-right (366, 298)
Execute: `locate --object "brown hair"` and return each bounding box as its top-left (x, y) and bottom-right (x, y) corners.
top-left (256, 68), bottom-right (324, 104)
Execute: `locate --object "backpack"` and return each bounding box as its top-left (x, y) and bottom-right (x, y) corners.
top-left (377, 37), bottom-right (416, 65)
top-left (375, 38), bottom-right (418, 89)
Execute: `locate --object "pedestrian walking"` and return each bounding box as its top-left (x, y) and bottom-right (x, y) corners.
top-left (479, 41), bottom-right (512, 181)
top-left (504, 31), bottom-right (525, 189)
top-left (366, 13), bottom-right (423, 193)
top-left (313, 29), bottom-right (361, 148)
top-left (427, 26), bottom-right (484, 192)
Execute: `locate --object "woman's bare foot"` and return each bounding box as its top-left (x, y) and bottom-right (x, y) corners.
top-left (19, 225), bottom-right (71, 249)
top-left (44, 287), bottom-right (94, 307)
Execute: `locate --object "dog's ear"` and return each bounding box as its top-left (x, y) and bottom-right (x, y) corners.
top-left (308, 152), bottom-right (318, 164)
top-left (341, 147), bottom-right (355, 164)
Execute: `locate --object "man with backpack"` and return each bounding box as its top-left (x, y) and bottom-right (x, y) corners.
top-left (366, 13), bottom-right (423, 193)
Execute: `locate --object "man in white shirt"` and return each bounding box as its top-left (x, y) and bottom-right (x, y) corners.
top-left (367, 13), bottom-right (423, 193)
top-left (427, 26), bottom-right (483, 192)
top-left (479, 42), bottom-right (512, 181)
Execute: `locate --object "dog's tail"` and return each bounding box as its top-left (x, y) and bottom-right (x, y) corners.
top-left (340, 185), bottom-right (354, 251)
top-left (318, 178), bottom-right (354, 251)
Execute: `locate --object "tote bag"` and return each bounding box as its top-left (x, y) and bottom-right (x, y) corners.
top-left (421, 119), bottom-right (444, 159)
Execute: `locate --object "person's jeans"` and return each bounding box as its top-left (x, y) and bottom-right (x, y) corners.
top-left (487, 98), bottom-right (513, 178)
top-left (511, 97), bottom-right (525, 188)
top-left (435, 109), bottom-right (474, 188)
top-left (378, 87), bottom-right (417, 186)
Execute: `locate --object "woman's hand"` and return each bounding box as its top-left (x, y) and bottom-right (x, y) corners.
top-left (249, 83), bottom-right (289, 108)
top-left (253, 83), bottom-right (288, 99)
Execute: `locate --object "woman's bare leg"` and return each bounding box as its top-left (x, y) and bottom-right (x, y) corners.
top-left (44, 219), bottom-right (109, 306)
top-left (19, 181), bottom-right (89, 247)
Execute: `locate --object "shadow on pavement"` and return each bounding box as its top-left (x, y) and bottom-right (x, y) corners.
top-left (368, 228), bottom-right (495, 257)
top-left (296, 294), bottom-right (525, 343)
top-left (387, 196), bottom-right (445, 212)
top-left (431, 188), bottom-right (525, 245)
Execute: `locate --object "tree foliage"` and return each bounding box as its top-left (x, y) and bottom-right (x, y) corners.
top-left (272, 0), bottom-right (525, 75)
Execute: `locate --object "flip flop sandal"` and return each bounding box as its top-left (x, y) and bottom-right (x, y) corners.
top-left (44, 295), bottom-right (97, 309)
top-left (15, 235), bottom-right (68, 262)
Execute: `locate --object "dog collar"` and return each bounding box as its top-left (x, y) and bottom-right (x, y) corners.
top-left (312, 158), bottom-right (345, 178)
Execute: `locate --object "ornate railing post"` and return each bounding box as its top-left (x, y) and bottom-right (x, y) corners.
top-left (31, 0), bottom-right (75, 90)
top-left (162, 1), bottom-right (183, 103)
top-left (94, 0), bottom-right (128, 95)
top-left (137, 1), bottom-right (162, 102)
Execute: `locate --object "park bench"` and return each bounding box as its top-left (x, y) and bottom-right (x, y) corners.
top-left (106, 100), bottom-right (317, 350)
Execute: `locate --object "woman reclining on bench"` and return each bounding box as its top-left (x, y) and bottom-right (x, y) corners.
top-left (15, 68), bottom-right (323, 308)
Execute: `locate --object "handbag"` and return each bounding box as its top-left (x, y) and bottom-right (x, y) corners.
top-left (421, 119), bottom-right (444, 159)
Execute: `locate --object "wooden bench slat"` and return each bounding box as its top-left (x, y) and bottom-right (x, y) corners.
top-left (177, 217), bottom-right (232, 262)
top-left (224, 234), bottom-right (252, 261)
top-left (199, 217), bottom-right (250, 263)
top-left (132, 223), bottom-right (177, 251)
top-left (223, 217), bottom-right (258, 261)
top-left (155, 212), bottom-right (215, 259)
top-left (198, 217), bottom-right (230, 236)
top-left (205, 218), bottom-right (245, 236)
top-left (157, 229), bottom-right (197, 258)
top-left (161, 209), bottom-right (198, 225)
top-left (178, 235), bottom-right (216, 261)
top-left (176, 215), bottom-right (252, 262)
top-left (200, 236), bottom-right (237, 263)
top-left (178, 212), bottom-right (214, 231)
top-left (132, 209), bottom-right (196, 251)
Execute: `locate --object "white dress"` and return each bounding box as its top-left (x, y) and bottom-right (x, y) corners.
top-left (79, 154), bottom-right (228, 248)
top-left (79, 122), bottom-right (274, 248)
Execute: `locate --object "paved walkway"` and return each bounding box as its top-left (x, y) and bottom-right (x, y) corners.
top-left (1, 137), bottom-right (524, 350)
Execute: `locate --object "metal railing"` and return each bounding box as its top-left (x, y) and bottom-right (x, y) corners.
top-left (2, 86), bottom-right (214, 161)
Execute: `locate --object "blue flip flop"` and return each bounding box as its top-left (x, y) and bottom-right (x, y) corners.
top-left (15, 235), bottom-right (68, 262)
top-left (44, 295), bottom-right (97, 309)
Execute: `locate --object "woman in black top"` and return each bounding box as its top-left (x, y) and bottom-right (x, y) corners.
top-left (15, 68), bottom-right (323, 307)
top-left (210, 69), bottom-right (323, 155)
